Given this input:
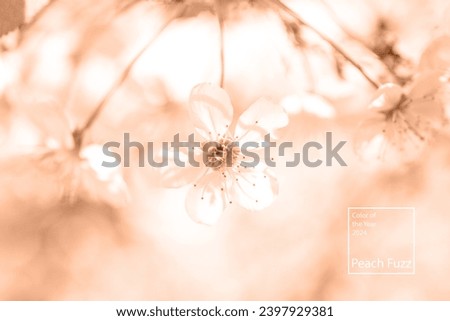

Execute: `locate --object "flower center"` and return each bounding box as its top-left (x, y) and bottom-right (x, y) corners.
top-left (203, 137), bottom-right (240, 170)
top-left (383, 94), bottom-right (410, 121)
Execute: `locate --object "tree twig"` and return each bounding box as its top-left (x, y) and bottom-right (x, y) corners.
top-left (215, 0), bottom-right (226, 88)
top-left (318, 0), bottom-right (405, 84)
top-left (264, 0), bottom-right (380, 89)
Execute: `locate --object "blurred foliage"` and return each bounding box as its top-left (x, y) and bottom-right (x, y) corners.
top-left (0, 0), bottom-right (449, 300)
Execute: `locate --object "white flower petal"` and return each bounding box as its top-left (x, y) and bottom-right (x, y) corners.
top-left (355, 109), bottom-right (429, 164)
top-left (419, 35), bottom-right (450, 72)
top-left (185, 172), bottom-right (227, 225)
top-left (355, 113), bottom-right (386, 143)
top-left (408, 99), bottom-right (445, 130)
top-left (356, 133), bottom-right (387, 162)
top-left (369, 83), bottom-right (403, 112)
top-left (229, 167), bottom-right (278, 211)
top-left (383, 113), bottom-right (429, 163)
top-left (189, 83), bottom-right (233, 140)
top-left (354, 113), bottom-right (389, 161)
top-left (409, 71), bottom-right (445, 100)
top-left (234, 98), bottom-right (288, 143)
top-left (158, 147), bottom-right (205, 188)
top-left (406, 72), bottom-right (447, 129)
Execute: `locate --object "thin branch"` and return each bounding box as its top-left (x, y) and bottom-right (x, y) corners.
top-left (264, 0), bottom-right (380, 89)
top-left (76, 5), bottom-right (186, 139)
top-left (318, 0), bottom-right (405, 83)
top-left (215, 0), bottom-right (226, 88)
top-left (318, 0), bottom-right (365, 45)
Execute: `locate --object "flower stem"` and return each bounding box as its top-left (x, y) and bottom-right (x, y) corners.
top-left (215, 0), bottom-right (226, 88)
top-left (265, 0), bottom-right (380, 89)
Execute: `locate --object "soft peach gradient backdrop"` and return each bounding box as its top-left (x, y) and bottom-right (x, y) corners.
top-left (0, 0), bottom-right (449, 300)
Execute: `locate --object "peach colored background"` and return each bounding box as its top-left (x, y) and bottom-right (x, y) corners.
top-left (1, 0), bottom-right (450, 300)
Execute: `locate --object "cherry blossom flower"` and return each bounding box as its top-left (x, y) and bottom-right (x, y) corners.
top-left (355, 71), bottom-right (448, 164)
top-left (36, 142), bottom-right (128, 205)
top-left (161, 83), bottom-right (288, 225)
top-left (419, 35), bottom-right (450, 119)
top-left (2, 94), bottom-right (128, 205)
